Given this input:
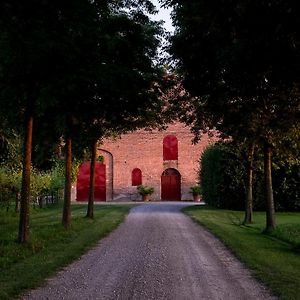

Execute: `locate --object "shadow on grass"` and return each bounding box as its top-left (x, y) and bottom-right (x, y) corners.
top-left (226, 212), bottom-right (244, 226)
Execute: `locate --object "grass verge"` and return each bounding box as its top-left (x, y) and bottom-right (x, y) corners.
top-left (0, 204), bottom-right (133, 300)
top-left (183, 206), bottom-right (300, 300)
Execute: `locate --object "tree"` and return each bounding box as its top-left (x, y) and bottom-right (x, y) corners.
top-left (38, 0), bottom-right (165, 222)
top-left (0, 0), bottom-right (165, 238)
top-left (0, 0), bottom-right (108, 236)
top-left (78, 2), bottom-right (164, 219)
top-left (0, 0), bottom-right (66, 242)
top-left (165, 0), bottom-right (300, 230)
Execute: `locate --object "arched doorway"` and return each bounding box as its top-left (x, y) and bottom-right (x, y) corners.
top-left (132, 168), bottom-right (142, 186)
top-left (76, 161), bottom-right (106, 201)
top-left (99, 149), bottom-right (113, 201)
top-left (161, 168), bottom-right (181, 201)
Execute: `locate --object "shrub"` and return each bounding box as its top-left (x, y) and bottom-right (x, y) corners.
top-left (190, 185), bottom-right (202, 195)
top-left (200, 142), bottom-right (300, 211)
top-left (200, 144), bottom-right (222, 206)
top-left (137, 185), bottom-right (154, 195)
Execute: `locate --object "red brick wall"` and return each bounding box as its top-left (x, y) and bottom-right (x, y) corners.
top-left (96, 122), bottom-right (217, 201)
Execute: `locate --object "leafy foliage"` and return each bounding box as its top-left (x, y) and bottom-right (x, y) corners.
top-left (164, 0), bottom-right (300, 230)
top-left (137, 184), bottom-right (154, 195)
top-left (190, 185), bottom-right (202, 195)
top-left (0, 158), bottom-right (78, 209)
top-left (200, 144), bottom-right (224, 207)
top-left (0, 0), bottom-right (165, 237)
top-left (200, 142), bottom-right (300, 211)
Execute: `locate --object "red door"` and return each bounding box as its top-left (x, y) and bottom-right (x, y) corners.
top-left (161, 168), bottom-right (181, 201)
top-left (76, 162), bottom-right (106, 201)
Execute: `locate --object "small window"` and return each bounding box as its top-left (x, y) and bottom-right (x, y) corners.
top-left (132, 168), bottom-right (142, 186)
top-left (163, 135), bottom-right (178, 160)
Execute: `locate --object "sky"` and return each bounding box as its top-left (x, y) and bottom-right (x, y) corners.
top-left (150, 0), bottom-right (174, 33)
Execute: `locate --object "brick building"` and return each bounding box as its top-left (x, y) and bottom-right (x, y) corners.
top-left (75, 122), bottom-right (217, 202)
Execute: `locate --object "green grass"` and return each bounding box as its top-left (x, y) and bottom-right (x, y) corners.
top-left (183, 206), bottom-right (300, 300)
top-left (0, 204), bottom-right (133, 300)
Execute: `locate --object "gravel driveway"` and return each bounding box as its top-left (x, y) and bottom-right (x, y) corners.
top-left (20, 202), bottom-right (276, 300)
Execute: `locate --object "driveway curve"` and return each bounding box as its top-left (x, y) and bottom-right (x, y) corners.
top-left (21, 203), bottom-right (276, 300)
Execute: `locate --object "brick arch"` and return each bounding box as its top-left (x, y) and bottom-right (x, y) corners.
top-left (161, 168), bottom-right (181, 201)
top-left (163, 135), bottom-right (178, 160)
top-left (99, 149), bottom-right (113, 201)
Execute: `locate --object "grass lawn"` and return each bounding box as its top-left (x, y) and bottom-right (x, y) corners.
top-left (183, 206), bottom-right (300, 300)
top-left (0, 204), bottom-right (133, 300)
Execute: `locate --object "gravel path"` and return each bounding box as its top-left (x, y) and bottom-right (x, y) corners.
top-left (20, 203), bottom-right (276, 300)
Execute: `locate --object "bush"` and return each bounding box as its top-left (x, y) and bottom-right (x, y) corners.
top-left (190, 185), bottom-right (202, 195)
top-left (0, 160), bottom-right (67, 209)
top-left (200, 143), bottom-right (245, 209)
top-left (137, 185), bottom-right (154, 195)
top-left (200, 142), bottom-right (300, 211)
top-left (253, 162), bottom-right (300, 212)
top-left (0, 167), bottom-right (22, 208)
top-left (200, 144), bottom-right (223, 207)
top-left (274, 164), bottom-right (300, 211)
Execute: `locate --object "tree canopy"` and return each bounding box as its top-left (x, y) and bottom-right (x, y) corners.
top-left (164, 0), bottom-right (300, 230)
top-left (0, 0), bottom-right (165, 240)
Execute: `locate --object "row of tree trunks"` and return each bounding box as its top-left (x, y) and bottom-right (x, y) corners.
top-left (18, 123), bottom-right (75, 241)
top-left (18, 127), bottom-right (276, 242)
top-left (62, 137), bottom-right (97, 227)
top-left (18, 126), bottom-right (97, 242)
top-left (243, 140), bottom-right (276, 231)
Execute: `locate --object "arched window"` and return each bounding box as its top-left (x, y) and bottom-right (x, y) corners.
top-left (163, 135), bottom-right (178, 160)
top-left (132, 168), bottom-right (142, 186)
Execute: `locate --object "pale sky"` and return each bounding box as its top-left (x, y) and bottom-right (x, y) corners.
top-left (151, 0), bottom-right (174, 33)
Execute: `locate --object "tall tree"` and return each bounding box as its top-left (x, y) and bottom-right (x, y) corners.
top-left (79, 2), bottom-right (164, 218)
top-left (165, 0), bottom-right (300, 230)
top-left (0, 0), bottom-right (111, 236)
top-left (47, 0), bottom-right (164, 222)
top-left (0, 0), bottom-right (65, 242)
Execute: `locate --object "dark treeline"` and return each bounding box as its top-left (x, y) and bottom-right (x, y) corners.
top-left (200, 142), bottom-right (300, 212)
top-left (0, 0), bottom-right (168, 242)
top-left (163, 0), bottom-right (300, 231)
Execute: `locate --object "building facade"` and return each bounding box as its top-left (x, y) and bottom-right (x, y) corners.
top-left (75, 122), bottom-right (217, 201)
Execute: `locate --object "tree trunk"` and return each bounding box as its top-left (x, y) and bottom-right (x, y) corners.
top-left (86, 140), bottom-right (97, 219)
top-left (264, 141), bottom-right (276, 231)
top-left (62, 136), bottom-right (72, 229)
top-left (18, 114), bottom-right (33, 243)
top-left (243, 143), bottom-right (255, 224)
